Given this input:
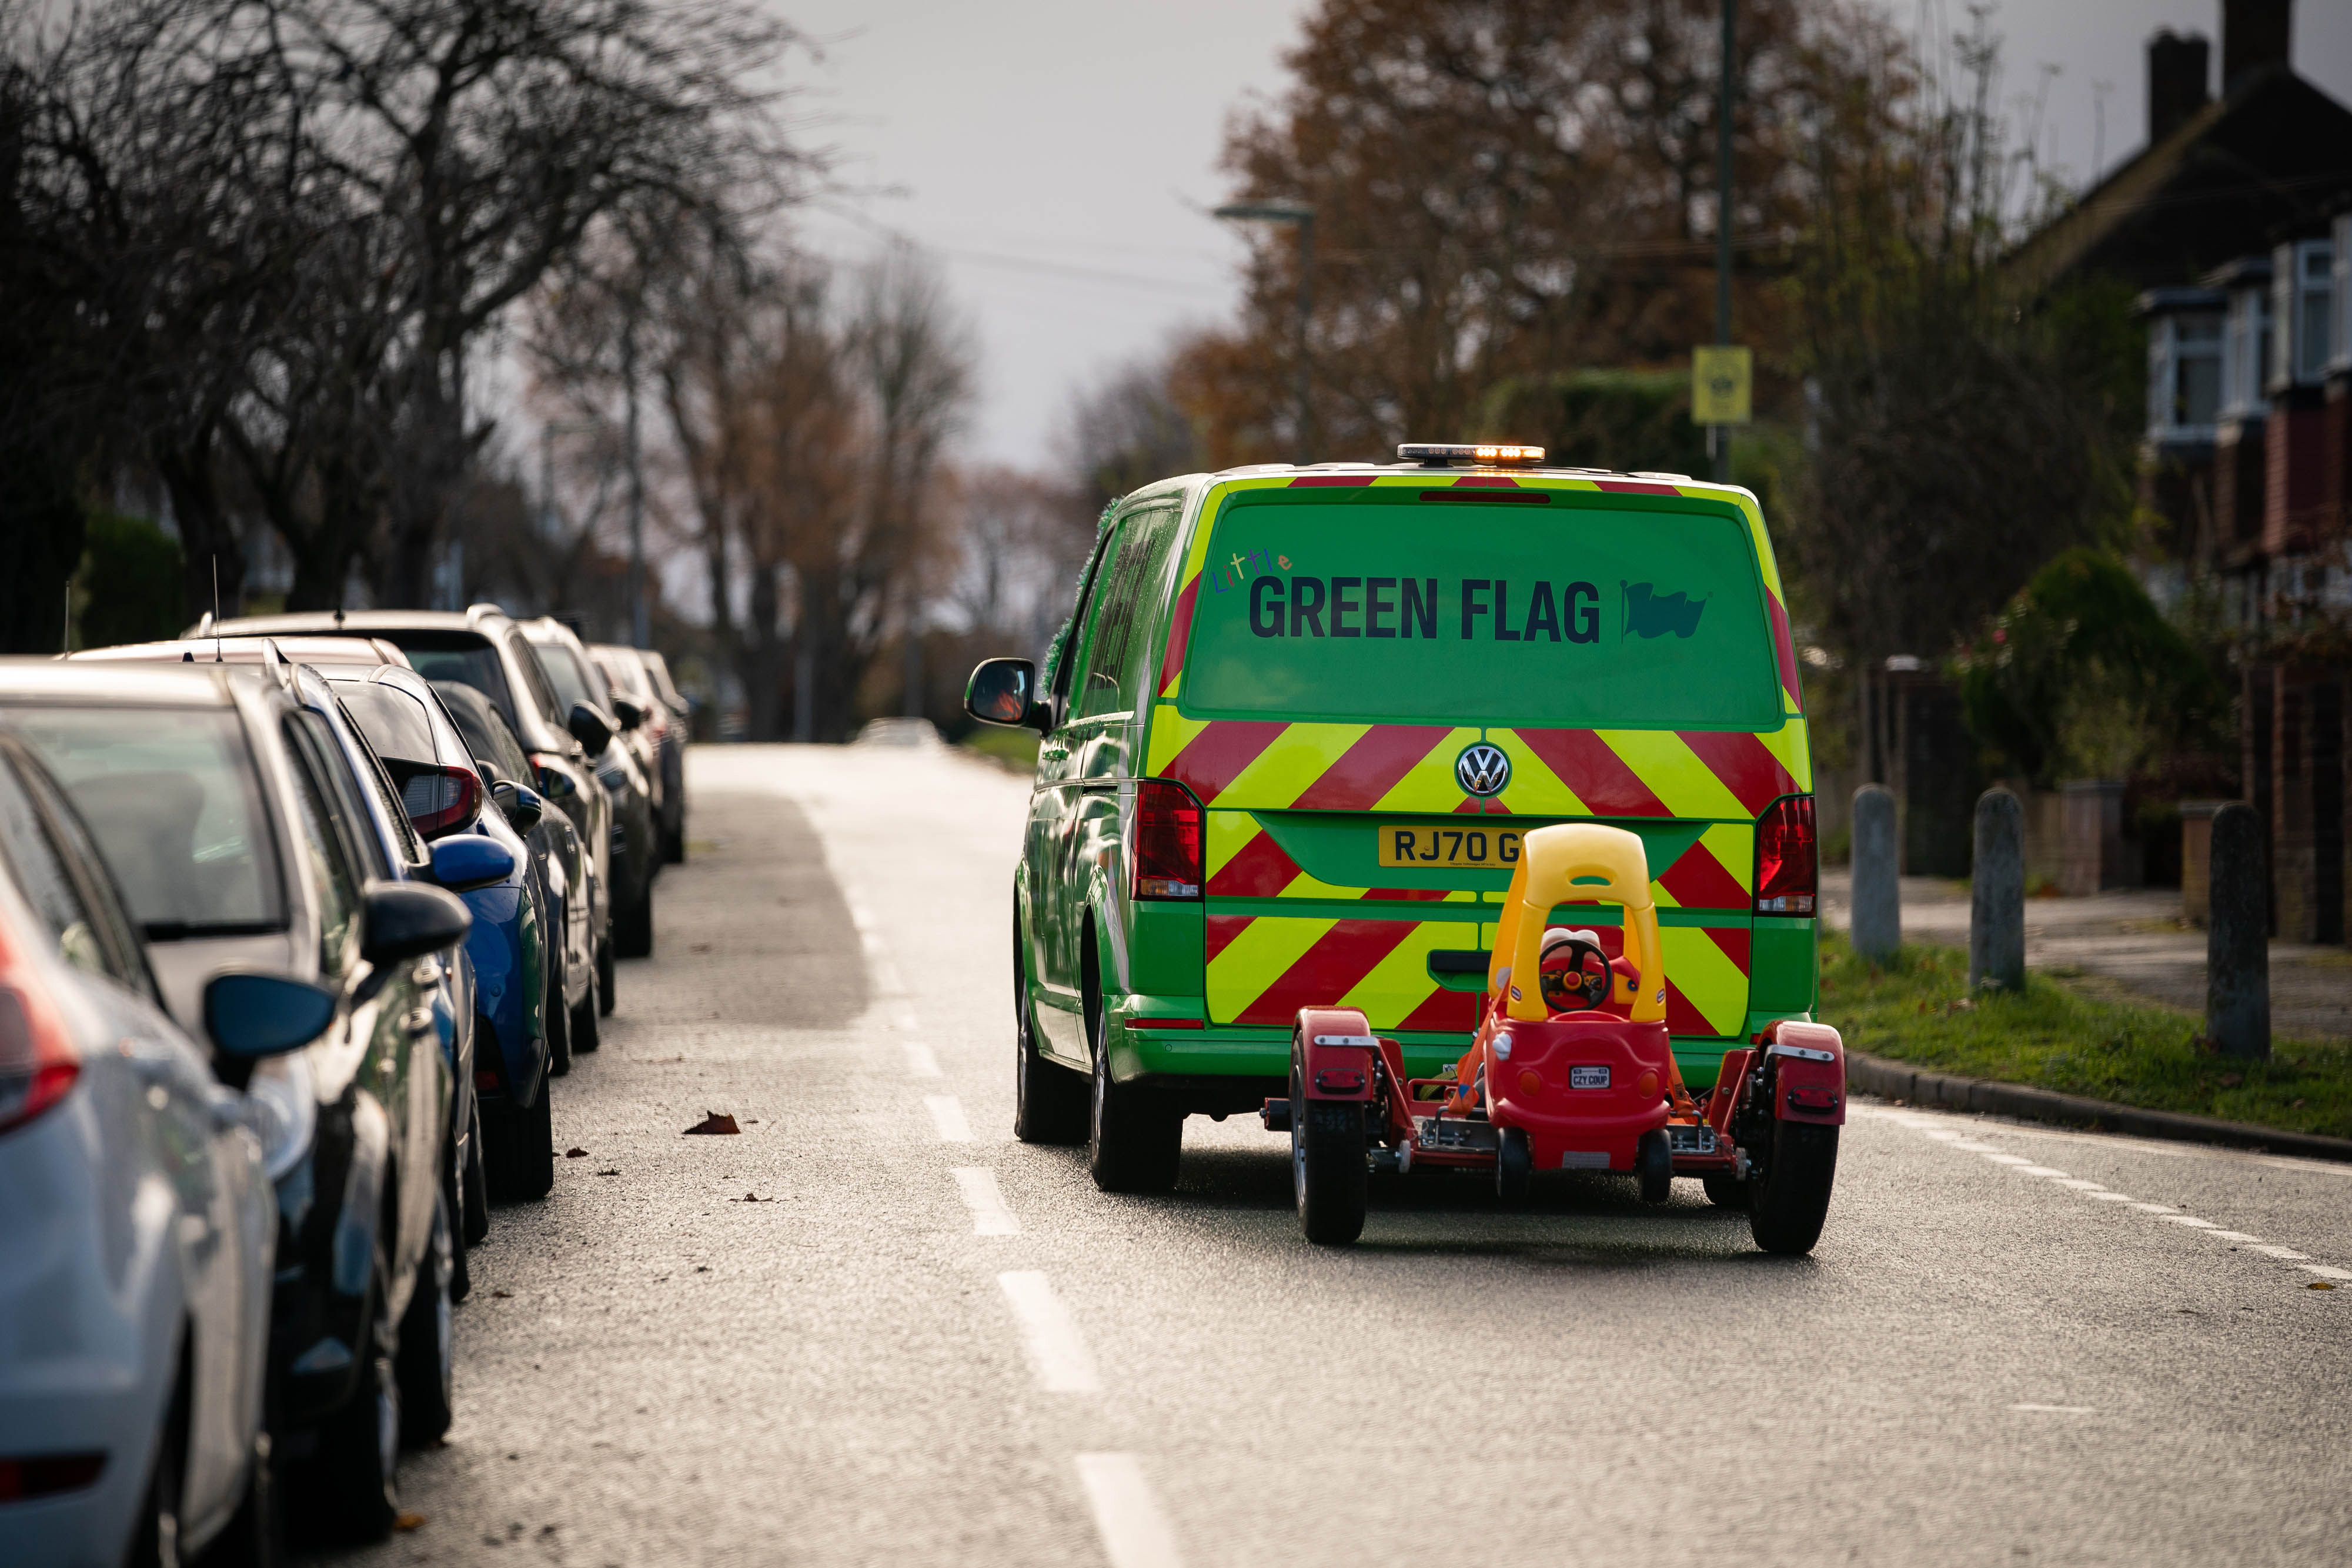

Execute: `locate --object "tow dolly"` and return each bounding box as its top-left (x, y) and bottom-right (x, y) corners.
top-left (1268, 823), bottom-right (1843, 1252)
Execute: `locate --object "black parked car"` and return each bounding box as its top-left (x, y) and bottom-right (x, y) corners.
top-left (519, 618), bottom-right (657, 962)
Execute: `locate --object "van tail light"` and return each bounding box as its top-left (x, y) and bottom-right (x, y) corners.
top-left (1754, 795), bottom-right (1818, 915)
top-left (1131, 780), bottom-right (1203, 900)
top-left (0, 938), bottom-right (79, 1137)
top-left (403, 765), bottom-right (483, 840)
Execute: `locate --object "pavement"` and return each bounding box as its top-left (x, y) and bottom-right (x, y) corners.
top-left (312, 745), bottom-right (2352, 1567)
top-left (1820, 870), bottom-right (2352, 1044)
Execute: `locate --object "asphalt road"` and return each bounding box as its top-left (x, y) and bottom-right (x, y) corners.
top-left (316, 744), bottom-right (2352, 1568)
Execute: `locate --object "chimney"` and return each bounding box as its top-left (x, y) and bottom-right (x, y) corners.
top-left (2147, 30), bottom-right (2211, 142)
top-left (2222, 0), bottom-right (2292, 93)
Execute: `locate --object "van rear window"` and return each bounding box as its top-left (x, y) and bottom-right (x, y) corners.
top-left (1178, 498), bottom-right (1782, 730)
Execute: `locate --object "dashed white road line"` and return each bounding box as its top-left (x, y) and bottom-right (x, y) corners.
top-left (998, 1272), bottom-right (1100, 1393)
top-left (905, 1042), bottom-right (943, 1078)
top-left (954, 1168), bottom-right (1020, 1235)
top-left (1074, 1453), bottom-right (1184, 1568)
top-left (1879, 1108), bottom-right (2350, 1287)
top-left (926, 1095), bottom-right (973, 1142)
top-left (2012, 1403), bottom-right (2095, 1415)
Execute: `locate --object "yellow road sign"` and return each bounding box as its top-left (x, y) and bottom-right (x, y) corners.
top-left (1692, 345), bottom-right (1753, 426)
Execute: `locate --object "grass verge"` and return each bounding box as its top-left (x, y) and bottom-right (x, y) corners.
top-left (1816, 930), bottom-right (2352, 1141)
top-left (958, 727), bottom-right (1039, 773)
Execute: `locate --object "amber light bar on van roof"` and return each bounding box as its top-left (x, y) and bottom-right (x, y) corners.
top-left (1398, 442), bottom-right (1545, 467)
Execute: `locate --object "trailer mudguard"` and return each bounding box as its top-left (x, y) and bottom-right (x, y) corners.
top-left (1293, 1007), bottom-right (1378, 1101)
top-left (1758, 1019), bottom-right (1846, 1125)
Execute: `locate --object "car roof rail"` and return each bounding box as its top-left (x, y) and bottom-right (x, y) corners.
top-left (464, 601), bottom-right (508, 624)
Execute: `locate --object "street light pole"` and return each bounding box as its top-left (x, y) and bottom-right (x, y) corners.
top-left (1714, 0), bottom-right (1736, 484)
top-left (1214, 201), bottom-right (1317, 463)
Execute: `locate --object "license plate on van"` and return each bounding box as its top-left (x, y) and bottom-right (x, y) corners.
top-left (1375, 825), bottom-right (1522, 868)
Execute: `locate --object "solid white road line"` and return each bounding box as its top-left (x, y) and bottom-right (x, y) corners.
top-left (906, 1042), bottom-right (943, 1078)
top-left (2011, 1404), bottom-right (2095, 1415)
top-left (926, 1095), bottom-right (973, 1142)
top-left (998, 1272), bottom-right (1100, 1393)
top-left (1074, 1453), bottom-right (1184, 1568)
top-left (954, 1168), bottom-right (1020, 1235)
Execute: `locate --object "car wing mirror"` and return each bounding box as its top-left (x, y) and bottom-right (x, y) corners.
top-left (360, 881), bottom-right (472, 967)
top-left (492, 780), bottom-right (544, 834)
top-left (964, 658), bottom-right (1048, 733)
top-left (566, 701), bottom-right (615, 754)
top-left (610, 696), bottom-right (646, 730)
top-left (429, 833), bottom-right (518, 893)
top-left (204, 971), bottom-right (338, 1058)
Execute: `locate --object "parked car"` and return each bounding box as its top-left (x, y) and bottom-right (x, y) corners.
top-left (590, 643), bottom-right (687, 864)
top-left (0, 659), bottom-right (496, 1543)
top-left (74, 638), bottom-right (494, 1295)
top-left (195, 606), bottom-right (616, 1019)
top-left (429, 678), bottom-right (599, 1072)
top-left (319, 663), bottom-right (572, 1199)
top-left (0, 733), bottom-right (286, 1566)
top-left (519, 620), bottom-right (656, 962)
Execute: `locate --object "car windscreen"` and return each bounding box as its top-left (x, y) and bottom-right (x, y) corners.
top-left (2, 705), bottom-right (286, 937)
top-left (529, 640), bottom-right (602, 714)
top-left (1177, 494), bottom-right (1784, 730)
top-left (379, 631), bottom-right (516, 728)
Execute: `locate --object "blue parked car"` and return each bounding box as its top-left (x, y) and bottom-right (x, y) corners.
top-left (316, 665), bottom-right (561, 1206)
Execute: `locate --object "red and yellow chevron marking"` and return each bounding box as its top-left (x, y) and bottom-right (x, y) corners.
top-left (1205, 912), bottom-right (1481, 1031)
top-left (1155, 471), bottom-right (1805, 714)
top-left (1203, 809), bottom-right (1479, 904)
top-left (1151, 712), bottom-right (1809, 822)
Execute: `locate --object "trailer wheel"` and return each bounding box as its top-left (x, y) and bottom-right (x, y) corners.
top-left (1636, 1129), bottom-right (1673, 1204)
top-left (1291, 1042), bottom-right (1367, 1245)
top-left (1494, 1126), bottom-right (1532, 1204)
top-left (1749, 1121), bottom-right (1838, 1255)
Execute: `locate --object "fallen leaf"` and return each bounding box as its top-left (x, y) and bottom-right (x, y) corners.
top-left (566, 1147), bottom-right (589, 1158)
top-left (747, 1118), bottom-right (759, 1124)
top-left (695, 1265), bottom-right (710, 1273)
top-left (596, 1168), bottom-right (620, 1176)
top-left (684, 1112), bottom-right (740, 1135)
top-left (492, 1289), bottom-right (513, 1299)
top-left (395, 1512), bottom-right (427, 1532)
top-left (2311, 1282), bottom-right (2337, 1291)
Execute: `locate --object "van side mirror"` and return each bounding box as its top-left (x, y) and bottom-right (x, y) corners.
top-left (492, 780), bottom-right (543, 834)
top-left (965, 658), bottom-right (1048, 733)
top-left (205, 972), bottom-right (337, 1058)
top-left (361, 882), bottom-right (472, 966)
top-left (566, 701), bottom-right (614, 755)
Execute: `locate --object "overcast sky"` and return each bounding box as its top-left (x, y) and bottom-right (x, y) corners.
top-left (776, 0), bottom-right (2352, 471)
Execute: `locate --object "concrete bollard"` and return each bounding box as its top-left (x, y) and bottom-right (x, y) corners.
top-left (2206, 802), bottom-right (2270, 1060)
top-left (1850, 784), bottom-right (1900, 962)
top-left (1969, 787), bottom-right (2026, 993)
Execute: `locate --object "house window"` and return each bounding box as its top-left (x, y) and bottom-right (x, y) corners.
top-left (2333, 213), bottom-right (2350, 373)
top-left (2223, 286), bottom-right (2273, 417)
top-left (2147, 313), bottom-right (2222, 439)
top-left (2271, 239), bottom-right (2335, 389)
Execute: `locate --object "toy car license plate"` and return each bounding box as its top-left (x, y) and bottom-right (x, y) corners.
top-left (1569, 1065), bottom-right (1611, 1089)
top-left (1377, 824), bottom-right (1522, 868)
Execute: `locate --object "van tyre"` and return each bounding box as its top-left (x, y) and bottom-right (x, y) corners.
top-left (1292, 1042), bottom-right (1367, 1244)
top-left (1749, 1120), bottom-right (1838, 1255)
top-left (1087, 992), bottom-right (1181, 1194)
top-left (1012, 936), bottom-right (1085, 1145)
top-left (395, 1186), bottom-right (456, 1446)
top-left (298, 1251), bottom-right (400, 1544)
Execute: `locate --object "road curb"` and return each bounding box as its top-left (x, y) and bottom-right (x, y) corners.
top-left (1846, 1049), bottom-right (2352, 1164)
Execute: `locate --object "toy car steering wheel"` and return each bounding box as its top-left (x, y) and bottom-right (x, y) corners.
top-left (1538, 937), bottom-right (1613, 1013)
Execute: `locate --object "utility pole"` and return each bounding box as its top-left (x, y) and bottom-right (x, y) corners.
top-left (1714, 0), bottom-right (1736, 484)
top-left (1214, 202), bottom-right (1317, 463)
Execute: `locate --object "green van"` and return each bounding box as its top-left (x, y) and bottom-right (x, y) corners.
top-left (964, 444), bottom-right (1818, 1192)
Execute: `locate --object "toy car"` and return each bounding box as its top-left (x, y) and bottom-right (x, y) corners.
top-left (1275, 821), bottom-right (1844, 1253)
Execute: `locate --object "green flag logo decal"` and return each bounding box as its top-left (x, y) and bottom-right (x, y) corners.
top-left (1620, 580), bottom-right (1706, 640)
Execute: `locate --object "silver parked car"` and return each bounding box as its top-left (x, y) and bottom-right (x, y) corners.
top-left (0, 731), bottom-right (290, 1566)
